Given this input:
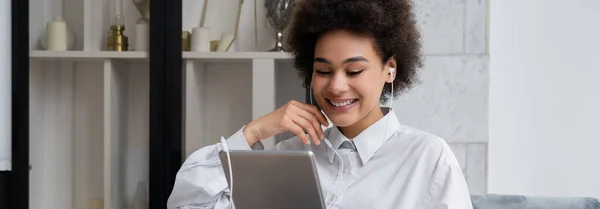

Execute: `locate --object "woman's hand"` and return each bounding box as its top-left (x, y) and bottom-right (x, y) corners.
top-left (243, 100), bottom-right (329, 146)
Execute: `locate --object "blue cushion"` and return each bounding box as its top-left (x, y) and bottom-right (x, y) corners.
top-left (471, 194), bottom-right (600, 209)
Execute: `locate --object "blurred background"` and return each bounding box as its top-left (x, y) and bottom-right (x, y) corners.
top-left (1, 0), bottom-right (599, 208)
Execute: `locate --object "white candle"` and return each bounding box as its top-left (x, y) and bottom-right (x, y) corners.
top-left (47, 16), bottom-right (67, 51)
top-left (135, 23), bottom-right (149, 51)
top-left (191, 27), bottom-right (211, 52)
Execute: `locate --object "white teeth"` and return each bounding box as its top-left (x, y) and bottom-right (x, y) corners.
top-left (330, 99), bottom-right (356, 107)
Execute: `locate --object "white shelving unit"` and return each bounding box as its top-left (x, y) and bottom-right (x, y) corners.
top-left (30, 57), bottom-right (150, 209)
top-left (29, 0), bottom-right (151, 208)
top-left (29, 0), bottom-right (307, 208)
top-left (31, 50), bottom-right (148, 60)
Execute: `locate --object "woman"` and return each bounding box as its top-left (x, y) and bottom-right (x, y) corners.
top-left (167, 0), bottom-right (472, 208)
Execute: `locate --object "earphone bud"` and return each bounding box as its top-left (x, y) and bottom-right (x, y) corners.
top-left (389, 67), bottom-right (395, 74)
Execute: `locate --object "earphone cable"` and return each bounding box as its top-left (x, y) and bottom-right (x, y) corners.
top-left (220, 137), bottom-right (234, 209)
top-left (326, 67), bottom-right (395, 208)
top-left (310, 84), bottom-right (344, 209)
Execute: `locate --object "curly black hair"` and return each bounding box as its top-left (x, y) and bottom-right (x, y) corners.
top-left (285, 0), bottom-right (423, 103)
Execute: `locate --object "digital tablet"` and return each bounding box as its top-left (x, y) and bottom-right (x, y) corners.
top-left (219, 150), bottom-right (326, 209)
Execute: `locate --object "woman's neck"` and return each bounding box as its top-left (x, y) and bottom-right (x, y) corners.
top-left (338, 106), bottom-right (385, 139)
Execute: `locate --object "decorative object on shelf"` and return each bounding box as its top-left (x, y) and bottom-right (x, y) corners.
top-left (40, 26), bottom-right (76, 50)
top-left (182, 31), bottom-right (191, 51)
top-left (40, 0), bottom-right (76, 50)
top-left (107, 17), bottom-right (129, 51)
top-left (135, 23), bottom-right (149, 51)
top-left (86, 197), bottom-right (103, 209)
top-left (191, 27), bottom-right (211, 52)
top-left (46, 16), bottom-right (68, 51)
top-left (216, 32), bottom-right (235, 52)
top-left (265, 0), bottom-right (294, 52)
top-left (211, 40), bottom-right (219, 51)
top-left (132, 181), bottom-right (148, 209)
top-left (201, 0), bottom-right (243, 52)
top-left (133, 0), bottom-right (150, 51)
top-left (107, 0), bottom-right (129, 51)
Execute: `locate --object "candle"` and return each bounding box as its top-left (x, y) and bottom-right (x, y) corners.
top-left (191, 27), bottom-right (211, 52)
top-left (47, 16), bottom-right (67, 51)
top-left (135, 23), bottom-right (149, 51)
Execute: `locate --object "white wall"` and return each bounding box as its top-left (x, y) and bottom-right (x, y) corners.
top-left (393, 0), bottom-right (489, 194)
top-left (489, 0), bottom-right (600, 198)
top-left (0, 0), bottom-right (11, 171)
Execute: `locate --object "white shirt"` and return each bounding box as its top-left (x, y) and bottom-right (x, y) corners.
top-left (167, 108), bottom-right (473, 209)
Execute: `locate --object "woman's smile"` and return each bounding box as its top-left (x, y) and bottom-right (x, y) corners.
top-left (326, 98), bottom-right (359, 112)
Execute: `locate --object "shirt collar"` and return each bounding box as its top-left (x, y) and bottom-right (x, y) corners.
top-left (325, 107), bottom-right (400, 165)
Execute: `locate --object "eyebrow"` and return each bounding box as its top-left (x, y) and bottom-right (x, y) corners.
top-left (314, 56), bottom-right (369, 64)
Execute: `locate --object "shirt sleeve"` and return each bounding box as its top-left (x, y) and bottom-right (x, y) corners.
top-left (166, 126), bottom-right (264, 209)
top-left (423, 164), bottom-right (474, 209)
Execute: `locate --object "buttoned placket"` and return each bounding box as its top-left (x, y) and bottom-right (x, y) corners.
top-left (325, 140), bottom-right (362, 208)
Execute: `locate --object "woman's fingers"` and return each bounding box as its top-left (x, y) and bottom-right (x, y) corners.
top-left (291, 116), bottom-right (321, 145)
top-left (290, 105), bottom-right (324, 140)
top-left (285, 119), bottom-right (311, 144)
top-left (280, 100), bottom-right (331, 145)
top-left (305, 105), bottom-right (329, 126)
top-left (282, 113), bottom-right (320, 145)
top-left (291, 101), bottom-right (329, 126)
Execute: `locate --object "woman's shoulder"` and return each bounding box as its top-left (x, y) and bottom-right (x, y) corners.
top-left (391, 124), bottom-right (461, 168)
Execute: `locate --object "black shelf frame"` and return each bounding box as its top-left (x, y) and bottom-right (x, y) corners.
top-left (5, 0), bottom-right (30, 208)
top-left (149, 0), bottom-right (184, 208)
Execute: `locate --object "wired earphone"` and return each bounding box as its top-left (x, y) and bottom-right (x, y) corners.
top-left (310, 83), bottom-right (345, 209)
top-left (312, 66), bottom-right (395, 209)
top-left (220, 136), bottom-right (234, 209)
top-left (220, 66), bottom-right (396, 209)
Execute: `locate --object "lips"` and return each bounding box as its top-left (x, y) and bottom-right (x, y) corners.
top-left (327, 99), bottom-right (358, 107)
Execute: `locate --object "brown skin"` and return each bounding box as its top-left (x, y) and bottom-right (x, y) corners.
top-left (312, 30), bottom-right (396, 139)
top-left (243, 30), bottom-right (396, 145)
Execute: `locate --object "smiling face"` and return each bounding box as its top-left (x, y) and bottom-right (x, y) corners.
top-left (312, 30), bottom-right (396, 137)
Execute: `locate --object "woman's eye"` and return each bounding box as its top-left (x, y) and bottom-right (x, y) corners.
top-left (347, 70), bottom-right (364, 76)
top-left (315, 70), bottom-right (331, 75)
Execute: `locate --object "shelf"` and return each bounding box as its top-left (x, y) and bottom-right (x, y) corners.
top-left (30, 50), bottom-right (148, 62)
top-left (29, 51), bottom-right (291, 63)
top-left (182, 51), bottom-right (292, 63)
top-left (29, 58), bottom-right (149, 209)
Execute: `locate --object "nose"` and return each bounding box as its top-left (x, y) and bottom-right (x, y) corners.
top-left (326, 72), bottom-right (349, 95)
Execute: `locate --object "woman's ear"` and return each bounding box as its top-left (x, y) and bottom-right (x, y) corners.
top-left (386, 67), bottom-right (396, 83)
top-left (385, 56), bottom-right (397, 83)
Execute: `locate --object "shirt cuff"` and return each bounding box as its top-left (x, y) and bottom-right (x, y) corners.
top-left (223, 126), bottom-right (252, 150)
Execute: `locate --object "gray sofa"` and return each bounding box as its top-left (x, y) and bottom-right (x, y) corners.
top-left (471, 194), bottom-right (600, 209)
